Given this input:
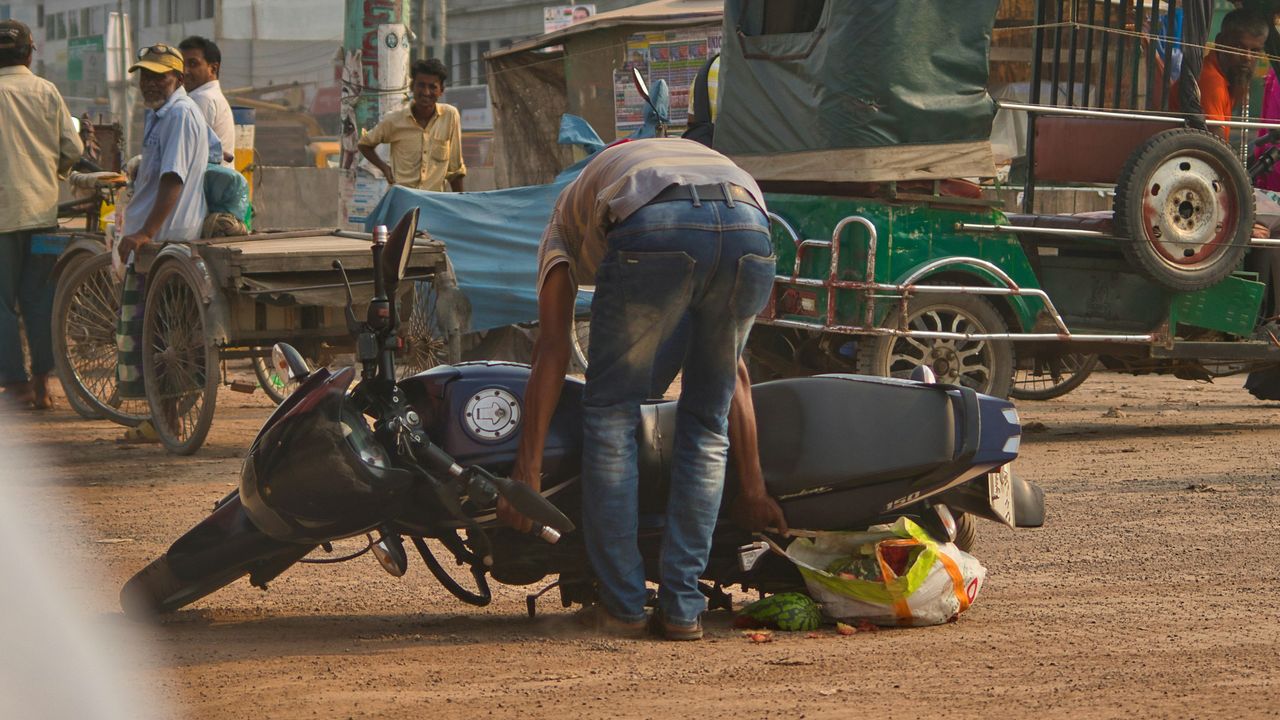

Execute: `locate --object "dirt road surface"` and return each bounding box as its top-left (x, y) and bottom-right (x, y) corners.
top-left (3, 372), bottom-right (1278, 719)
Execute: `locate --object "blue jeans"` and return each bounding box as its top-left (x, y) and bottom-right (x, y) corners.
top-left (581, 197), bottom-right (775, 626)
top-left (0, 232), bottom-right (57, 385)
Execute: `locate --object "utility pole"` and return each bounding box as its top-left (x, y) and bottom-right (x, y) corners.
top-left (435, 0), bottom-right (447, 60)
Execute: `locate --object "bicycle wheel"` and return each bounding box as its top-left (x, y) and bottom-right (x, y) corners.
top-left (1011, 352), bottom-right (1098, 401)
top-left (141, 260), bottom-right (220, 455)
top-left (397, 279), bottom-right (461, 378)
top-left (51, 253), bottom-right (149, 426)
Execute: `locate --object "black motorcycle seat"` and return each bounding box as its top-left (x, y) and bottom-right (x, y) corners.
top-left (636, 375), bottom-right (956, 500)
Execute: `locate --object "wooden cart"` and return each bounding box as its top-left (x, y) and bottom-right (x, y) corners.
top-left (55, 228), bottom-right (459, 455)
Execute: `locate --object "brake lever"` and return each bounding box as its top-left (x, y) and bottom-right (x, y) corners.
top-left (466, 466), bottom-right (575, 534)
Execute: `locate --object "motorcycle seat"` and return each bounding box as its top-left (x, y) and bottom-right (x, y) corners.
top-left (635, 374), bottom-right (957, 502)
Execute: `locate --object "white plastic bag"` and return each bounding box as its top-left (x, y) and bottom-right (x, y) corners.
top-left (785, 518), bottom-right (987, 627)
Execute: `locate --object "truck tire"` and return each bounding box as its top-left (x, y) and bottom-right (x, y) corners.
top-left (1113, 128), bottom-right (1253, 293)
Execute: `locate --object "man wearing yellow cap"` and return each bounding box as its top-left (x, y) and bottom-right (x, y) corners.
top-left (114, 43), bottom-right (210, 403)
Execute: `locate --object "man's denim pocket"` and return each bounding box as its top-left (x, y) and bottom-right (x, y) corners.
top-left (730, 253), bottom-right (777, 321)
top-left (616, 251), bottom-right (697, 313)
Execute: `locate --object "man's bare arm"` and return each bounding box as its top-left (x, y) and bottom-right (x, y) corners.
top-left (359, 144), bottom-right (395, 184)
top-left (728, 358), bottom-right (788, 533)
top-left (117, 172), bottom-right (182, 261)
top-left (498, 263), bottom-right (575, 532)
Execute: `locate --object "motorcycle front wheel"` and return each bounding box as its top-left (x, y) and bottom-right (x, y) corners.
top-left (120, 554), bottom-right (246, 618)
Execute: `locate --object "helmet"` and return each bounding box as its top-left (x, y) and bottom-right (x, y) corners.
top-left (240, 367), bottom-right (413, 543)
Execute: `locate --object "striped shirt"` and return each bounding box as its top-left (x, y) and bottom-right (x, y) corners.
top-left (537, 138), bottom-right (765, 291)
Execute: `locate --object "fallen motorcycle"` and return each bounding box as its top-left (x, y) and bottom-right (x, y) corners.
top-left (120, 209), bottom-right (1045, 619)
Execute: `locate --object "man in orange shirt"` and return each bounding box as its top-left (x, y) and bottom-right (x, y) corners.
top-left (1192, 10), bottom-right (1269, 140)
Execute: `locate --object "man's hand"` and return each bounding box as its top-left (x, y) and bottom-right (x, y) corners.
top-left (496, 464), bottom-right (537, 534)
top-left (116, 232), bottom-right (151, 263)
top-left (731, 490), bottom-right (788, 534)
top-left (380, 167), bottom-right (396, 186)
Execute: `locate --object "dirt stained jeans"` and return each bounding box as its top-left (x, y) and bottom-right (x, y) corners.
top-left (581, 195), bottom-right (774, 626)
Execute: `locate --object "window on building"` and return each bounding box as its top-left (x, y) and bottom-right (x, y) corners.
top-left (476, 40), bottom-right (490, 85)
top-left (46, 15), bottom-right (54, 40)
top-left (0, 5), bottom-right (9, 22)
top-left (457, 42), bottom-right (472, 86)
top-left (80, 8), bottom-right (91, 35)
top-left (204, 0), bottom-right (214, 19)
top-left (36, 3), bottom-right (43, 27)
top-left (444, 44), bottom-right (453, 81)
top-left (56, 12), bottom-right (66, 39)
top-left (67, 12), bottom-right (78, 37)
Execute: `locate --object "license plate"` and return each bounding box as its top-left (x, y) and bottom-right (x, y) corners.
top-left (987, 465), bottom-right (1015, 527)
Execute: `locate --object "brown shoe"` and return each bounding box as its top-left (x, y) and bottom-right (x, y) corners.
top-left (574, 604), bottom-right (647, 638)
top-left (649, 612), bottom-right (703, 641)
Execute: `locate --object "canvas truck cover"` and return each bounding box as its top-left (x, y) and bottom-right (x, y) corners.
top-left (715, 0), bottom-right (1000, 183)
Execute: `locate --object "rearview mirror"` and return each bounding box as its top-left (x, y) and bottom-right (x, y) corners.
top-left (382, 207), bottom-right (419, 297)
top-left (631, 67), bottom-right (650, 104)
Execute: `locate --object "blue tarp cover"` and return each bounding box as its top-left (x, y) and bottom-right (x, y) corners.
top-left (365, 97), bottom-right (667, 331)
top-left (366, 169), bottom-right (587, 331)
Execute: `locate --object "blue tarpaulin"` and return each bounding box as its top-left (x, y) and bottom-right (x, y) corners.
top-left (365, 89), bottom-right (667, 331)
top-left (365, 168), bottom-right (588, 331)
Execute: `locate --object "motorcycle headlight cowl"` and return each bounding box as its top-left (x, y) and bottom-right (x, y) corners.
top-left (240, 367), bottom-right (414, 544)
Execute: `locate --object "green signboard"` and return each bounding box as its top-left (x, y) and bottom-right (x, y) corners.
top-left (67, 35), bottom-right (104, 82)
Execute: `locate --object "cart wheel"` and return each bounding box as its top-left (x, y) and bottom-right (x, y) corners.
top-left (858, 293), bottom-right (1014, 398)
top-left (1011, 352), bottom-right (1099, 401)
top-left (51, 254), bottom-right (102, 420)
top-left (1113, 128), bottom-right (1253, 293)
top-left (141, 260), bottom-right (219, 455)
top-left (397, 279), bottom-right (462, 377)
top-left (570, 314), bottom-right (592, 373)
top-left (52, 253), bottom-right (150, 426)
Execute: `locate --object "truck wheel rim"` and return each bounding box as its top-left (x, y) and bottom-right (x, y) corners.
top-left (1139, 152), bottom-right (1237, 269)
top-left (889, 306), bottom-right (995, 391)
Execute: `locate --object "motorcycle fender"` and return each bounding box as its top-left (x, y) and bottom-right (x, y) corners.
top-left (167, 492), bottom-right (314, 583)
top-left (51, 238), bottom-right (108, 282)
top-left (940, 469), bottom-right (1045, 529)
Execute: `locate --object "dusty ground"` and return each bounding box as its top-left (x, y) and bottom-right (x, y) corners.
top-left (4, 370), bottom-right (1279, 719)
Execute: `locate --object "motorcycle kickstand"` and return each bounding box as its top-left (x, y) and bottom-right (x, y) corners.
top-left (526, 580), bottom-right (561, 619)
top-left (699, 581), bottom-right (734, 612)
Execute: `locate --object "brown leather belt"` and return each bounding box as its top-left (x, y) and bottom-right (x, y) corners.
top-left (649, 182), bottom-right (760, 210)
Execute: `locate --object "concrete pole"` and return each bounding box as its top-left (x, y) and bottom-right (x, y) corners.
top-left (437, 0), bottom-right (447, 61)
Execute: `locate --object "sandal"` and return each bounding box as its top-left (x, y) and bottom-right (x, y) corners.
top-left (117, 420), bottom-right (161, 444)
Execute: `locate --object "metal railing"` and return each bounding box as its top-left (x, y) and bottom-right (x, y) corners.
top-left (764, 213), bottom-right (1158, 344)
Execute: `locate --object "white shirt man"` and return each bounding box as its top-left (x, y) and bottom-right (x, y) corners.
top-left (179, 36), bottom-right (235, 167)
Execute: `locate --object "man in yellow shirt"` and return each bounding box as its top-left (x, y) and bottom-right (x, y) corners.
top-left (358, 58), bottom-right (466, 192)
